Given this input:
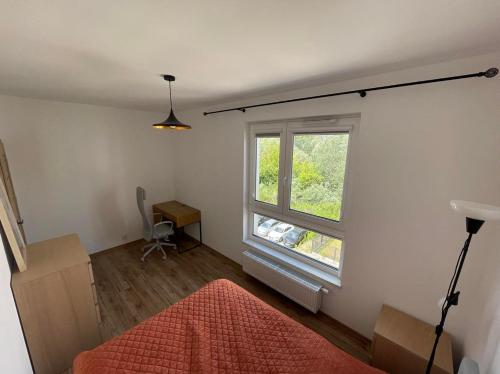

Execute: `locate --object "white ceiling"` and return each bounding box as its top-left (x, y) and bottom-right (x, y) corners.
top-left (1, 0), bottom-right (500, 112)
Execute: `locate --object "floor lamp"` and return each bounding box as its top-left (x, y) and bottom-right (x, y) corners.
top-left (426, 200), bottom-right (500, 374)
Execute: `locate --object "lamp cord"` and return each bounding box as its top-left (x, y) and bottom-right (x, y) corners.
top-left (169, 81), bottom-right (173, 110)
top-left (441, 236), bottom-right (468, 313)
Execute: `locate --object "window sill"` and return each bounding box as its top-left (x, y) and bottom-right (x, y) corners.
top-left (242, 239), bottom-right (342, 288)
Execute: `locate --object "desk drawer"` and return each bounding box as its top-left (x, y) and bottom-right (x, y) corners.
top-left (153, 202), bottom-right (201, 228)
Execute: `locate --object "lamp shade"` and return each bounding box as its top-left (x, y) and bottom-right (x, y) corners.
top-left (153, 109), bottom-right (191, 130)
top-left (450, 200), bottom-right (500, 221)
top-left (153, 74), bottom-right (190, 130)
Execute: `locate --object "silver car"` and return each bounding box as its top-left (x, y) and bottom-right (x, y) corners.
top-left (257, 219), bottom-right (278, 237)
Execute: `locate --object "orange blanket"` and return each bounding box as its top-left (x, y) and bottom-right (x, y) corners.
top-left (74, 279), bottom-right (383, 373)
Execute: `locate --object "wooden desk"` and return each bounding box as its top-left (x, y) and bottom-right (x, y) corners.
top-left (153, 200), bottom-right (202, 252)
top-left (372, 304), bottom-right (453, 374)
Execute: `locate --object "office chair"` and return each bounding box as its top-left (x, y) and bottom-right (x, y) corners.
top-left (136, 186), bottom-right (176, 261)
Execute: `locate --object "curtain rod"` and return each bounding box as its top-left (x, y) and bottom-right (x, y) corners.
top-left (203, 67), bottom-right (498, 116)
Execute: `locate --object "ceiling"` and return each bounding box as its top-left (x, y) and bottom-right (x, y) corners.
top-left (1, 0), bottom-right (500, 112)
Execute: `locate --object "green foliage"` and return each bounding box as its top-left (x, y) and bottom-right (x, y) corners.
top-left (290, 133), bottom-right (348, 221)
top-left (257, 183), bottom-right (278, 205)
top-left (292, 157), bottom-right (323, 188)
top-left (256, 137), bottom-right (280, 204)
top-left (293, 230), bottom-right (343, 268)
top-left (257, 138), bottom-right (280, 185)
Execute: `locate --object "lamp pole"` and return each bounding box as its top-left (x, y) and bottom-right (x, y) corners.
top-left (425, 217), bottom-right (484, 374)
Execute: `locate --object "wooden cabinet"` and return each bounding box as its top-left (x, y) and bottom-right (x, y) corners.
top-left (372, 304), bottom-right (453, 374)
top-left (12, 234), bottom-right (102, 374)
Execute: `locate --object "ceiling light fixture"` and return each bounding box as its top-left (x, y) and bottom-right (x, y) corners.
top-left (153, 75), bottom-right (191, 130)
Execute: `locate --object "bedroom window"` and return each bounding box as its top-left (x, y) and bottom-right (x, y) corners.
top-left (246, 116), bottom-right (357, 275)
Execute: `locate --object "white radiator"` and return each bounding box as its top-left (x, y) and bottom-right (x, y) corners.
top-left (242, 250), bottom-right (324, 313)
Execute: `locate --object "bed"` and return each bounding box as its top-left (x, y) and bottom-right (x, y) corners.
top-left (74, 279), bottom-right (384, 373)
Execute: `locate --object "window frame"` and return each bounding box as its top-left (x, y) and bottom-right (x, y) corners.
top-left (248, 125), bottom-right (286, 215)
top-left (245, 115), bottom-right (358, 277)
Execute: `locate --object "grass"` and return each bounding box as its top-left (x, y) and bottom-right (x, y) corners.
top-left (294, 233), bottom-right (342, 268)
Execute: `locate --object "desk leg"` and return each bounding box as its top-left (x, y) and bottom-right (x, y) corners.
top-left (177, 221), bottom-right (202, 254)
top-left (199, 221), bottom-right (202, 245)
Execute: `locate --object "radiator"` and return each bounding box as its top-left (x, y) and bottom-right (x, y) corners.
top-left (242, 250), bottom-right (324, 313)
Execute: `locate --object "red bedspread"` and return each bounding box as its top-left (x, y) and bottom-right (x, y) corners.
top-left (74, 279), bottom-right (383, 373)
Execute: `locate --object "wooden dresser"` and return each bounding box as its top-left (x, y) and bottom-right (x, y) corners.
top-left (372, 304), bottom-right (453, 374)
top-left (12, 234), bottom-right (102, 374)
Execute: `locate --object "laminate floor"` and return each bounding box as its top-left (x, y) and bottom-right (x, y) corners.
top-left (90, 239), bottom-right (371, 363)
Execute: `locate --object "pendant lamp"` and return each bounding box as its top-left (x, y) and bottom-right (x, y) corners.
top-left (153, 75), bottom-right (191, 130)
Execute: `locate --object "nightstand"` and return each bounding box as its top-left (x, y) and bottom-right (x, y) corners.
top-left (372, 304), bottom-right (453, 374)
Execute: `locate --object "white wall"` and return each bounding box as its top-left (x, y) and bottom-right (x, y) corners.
top-left (464, 228), bottom-right (500, 374)
top-left (173, 52), bottom-right (500, 370)
top-left (0, 239), bottom-right (32, 373)
top-left (491, 346), bottom-right (500, 374)
top-left (0, 95), bottom-right (175, 372)
top-left (0, 95), bottom-right (175, 252)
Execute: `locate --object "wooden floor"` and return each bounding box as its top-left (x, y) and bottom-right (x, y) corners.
top-left (90, 238), bottom-right (372, 363)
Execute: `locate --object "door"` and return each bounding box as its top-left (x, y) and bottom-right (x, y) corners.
top-left (0, 140), bottom-right (26, 242)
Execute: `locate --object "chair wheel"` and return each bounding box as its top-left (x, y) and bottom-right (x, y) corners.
top-left (141, 256), bottom-right (146, 262)
top-left (162, 256), bottom-right (167, 260)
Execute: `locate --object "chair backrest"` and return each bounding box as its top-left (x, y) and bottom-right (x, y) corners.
top-left (136, 186), bottom-right (153, 241)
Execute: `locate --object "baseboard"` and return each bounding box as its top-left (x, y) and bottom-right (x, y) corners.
top-left (91, 238), bottom-right (144, 256)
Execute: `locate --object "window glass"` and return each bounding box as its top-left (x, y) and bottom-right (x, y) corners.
top-left (255, 135), bottom-right (280, 205)
top-left (253, 213), bottom-right (342, 269)
top-left (290, 133), bottom-right (349, 221)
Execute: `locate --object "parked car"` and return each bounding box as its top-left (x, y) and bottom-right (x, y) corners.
top-left (257, 215), bottom-right (269, 226)
top-left (282, 227), bottom-right (307, 248)
top-left (268, 223), bottom-right (294, 242)
top-left (257, 219), bottom-right (279, 237)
